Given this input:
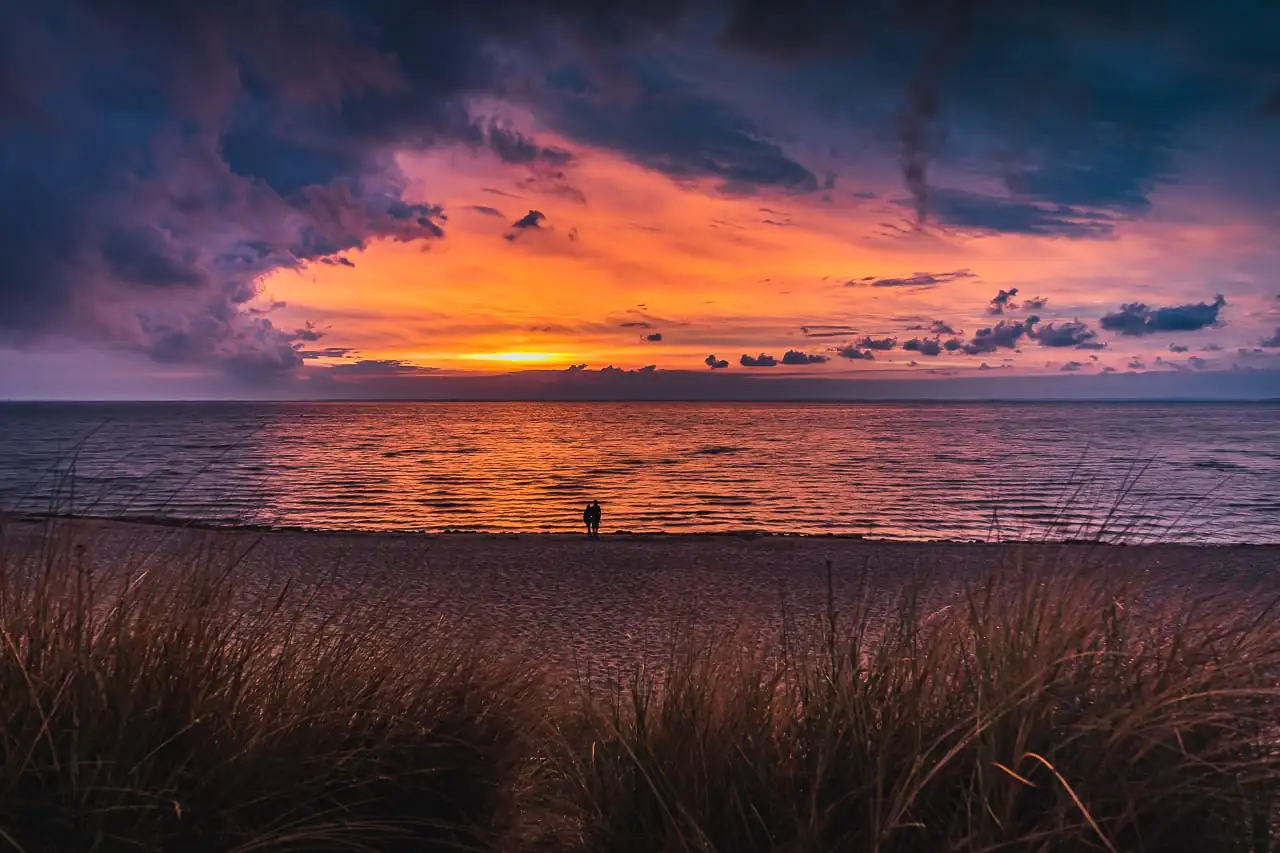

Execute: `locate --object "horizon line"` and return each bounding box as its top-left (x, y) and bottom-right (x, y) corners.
top-left (4, 397), bottom-right (1280, 405)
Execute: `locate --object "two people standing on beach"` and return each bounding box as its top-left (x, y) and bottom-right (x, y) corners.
top-left (583, 500), bottom-right (601, 538)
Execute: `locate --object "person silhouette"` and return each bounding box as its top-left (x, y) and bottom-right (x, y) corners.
top-left (582, 502), bottom-right (594, 537)
top-left (589, 500), bottom-right (601, 537)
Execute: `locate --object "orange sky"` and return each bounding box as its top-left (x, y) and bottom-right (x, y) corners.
top-left (256, 133), bottom-right (1277, 384)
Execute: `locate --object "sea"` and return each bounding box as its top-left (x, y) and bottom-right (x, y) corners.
top-left (0, 401), bottom-right (1277, 544)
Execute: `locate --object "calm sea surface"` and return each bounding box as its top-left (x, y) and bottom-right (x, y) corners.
top-left (0, 402), bottom-right (1277, 543)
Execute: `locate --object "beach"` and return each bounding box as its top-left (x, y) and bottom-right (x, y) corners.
top-left (8, 517), bottom-right (1279, 677)
top-left (5, 517), bottom-right (1280, 849)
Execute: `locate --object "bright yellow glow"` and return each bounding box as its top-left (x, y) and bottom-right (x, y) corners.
top-left (457, 351), bottom-right (568, 364)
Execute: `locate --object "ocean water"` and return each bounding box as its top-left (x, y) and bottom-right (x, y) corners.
top-left (0, 402), bottom-right (1277, 543)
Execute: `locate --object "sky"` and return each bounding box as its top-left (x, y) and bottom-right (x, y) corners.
top-left (2, 0), bottom-right (1280, 400)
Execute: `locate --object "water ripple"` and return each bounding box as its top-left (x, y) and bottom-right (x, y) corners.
top-left (0, 401), bottom-right (1277, 543)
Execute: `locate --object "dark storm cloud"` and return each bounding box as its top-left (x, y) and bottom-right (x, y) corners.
top-left (1170, 343), bottom-right (1190, 353)
top-left (921, 190), bottom-right (1117, 238)
top-left (1099, 295), bottom-right (1228, 336)
top-left (895, 0), bottom-right (975, 225)
top-left (470, 205), bottom-right (505, 217)
top-left (855, 336), bottom-right (898, 351)
top-left (987, 287), bottom-right (1018, 315)
top-left (544, 64), bottom-right (818, 194)
top-left (781, 349), bottom-right (828, 365)
top-left (903, 337), bottom-right (942, 356)
top-left (1, 0), bottom-right (748, 379)
top-left (705, 354), bottom-right (730, 369)
top-left (836, 346), bottom-right (875, 360)
top-left (740, 353), bottom-right (779, 367)
top-left (943, 338), bottom-right (964, 351)
top-left (1031, 320), bottom-right (1097, 348)
top-left (1262, 329), bottom-right (1280, 347)
top-left (486, 124), bottom-right (575, 168)
top-left (1060, 361), bottom-right (1085, 372)
top-left (0, 0), bottom-right (474, 377)
top-left (874, 3), bottom-right (1278, 232)
top-left (645, 332), bottom-right (664, 342)
top-left (847, 269), bottom-right (975, 289)
top-left (713, 4), bottom-right (1280, 218)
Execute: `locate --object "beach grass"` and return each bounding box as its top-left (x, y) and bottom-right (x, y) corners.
top-left (1, 520), bottom-right (1278, 851)
top-left (554, 561), bottom-right (1280, 852)
top-left (0, 519), bottom-right (545, 852)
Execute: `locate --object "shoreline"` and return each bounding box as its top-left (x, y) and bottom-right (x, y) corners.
top-left (6, 511), bottom-right (1280, 549)
top-left (4, 513), bottom-right (1280, 690)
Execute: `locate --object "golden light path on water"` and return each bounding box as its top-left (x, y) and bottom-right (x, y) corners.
top-left (1, 402), bottom-right (1278, 544)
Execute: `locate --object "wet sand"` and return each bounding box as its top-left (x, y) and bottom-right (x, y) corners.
top-left (4, 517), bottom-right (1280, 677)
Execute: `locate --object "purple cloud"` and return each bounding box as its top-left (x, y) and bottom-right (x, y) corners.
top-left (847, 269), bottom-right (976, 289)
top-left (903, 337), bottom-right (943, 356)
top-left (987, 288), bottom-right (1019, 315)
top-left (512, 210), bottom-right (546, 230)
top-left (740, 353), bottom-right (779, 367)
top-left (781, 349), bottom-right (829, 365)
top-left (1031, 321), bottom-right (1098, 348)
top-left (1099, 295), bottom-right (1227, 336)
top-left (963, 319), bottom-right (1037, 354)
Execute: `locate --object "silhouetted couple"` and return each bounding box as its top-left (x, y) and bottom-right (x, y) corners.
top-left (583, 500), bottom-right (601, 538)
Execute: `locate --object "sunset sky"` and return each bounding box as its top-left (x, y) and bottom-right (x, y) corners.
top-left (3, 0), bottom-right (1280, 399)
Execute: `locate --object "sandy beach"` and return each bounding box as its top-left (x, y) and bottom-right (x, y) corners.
top-left (5, 517), bottom-right (1280, 677)
top-left (5, 516), bottom-right (1280, 850)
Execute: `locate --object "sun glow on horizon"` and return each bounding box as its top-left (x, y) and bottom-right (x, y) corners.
top-left (456, 351), bottom-right (570, 364)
